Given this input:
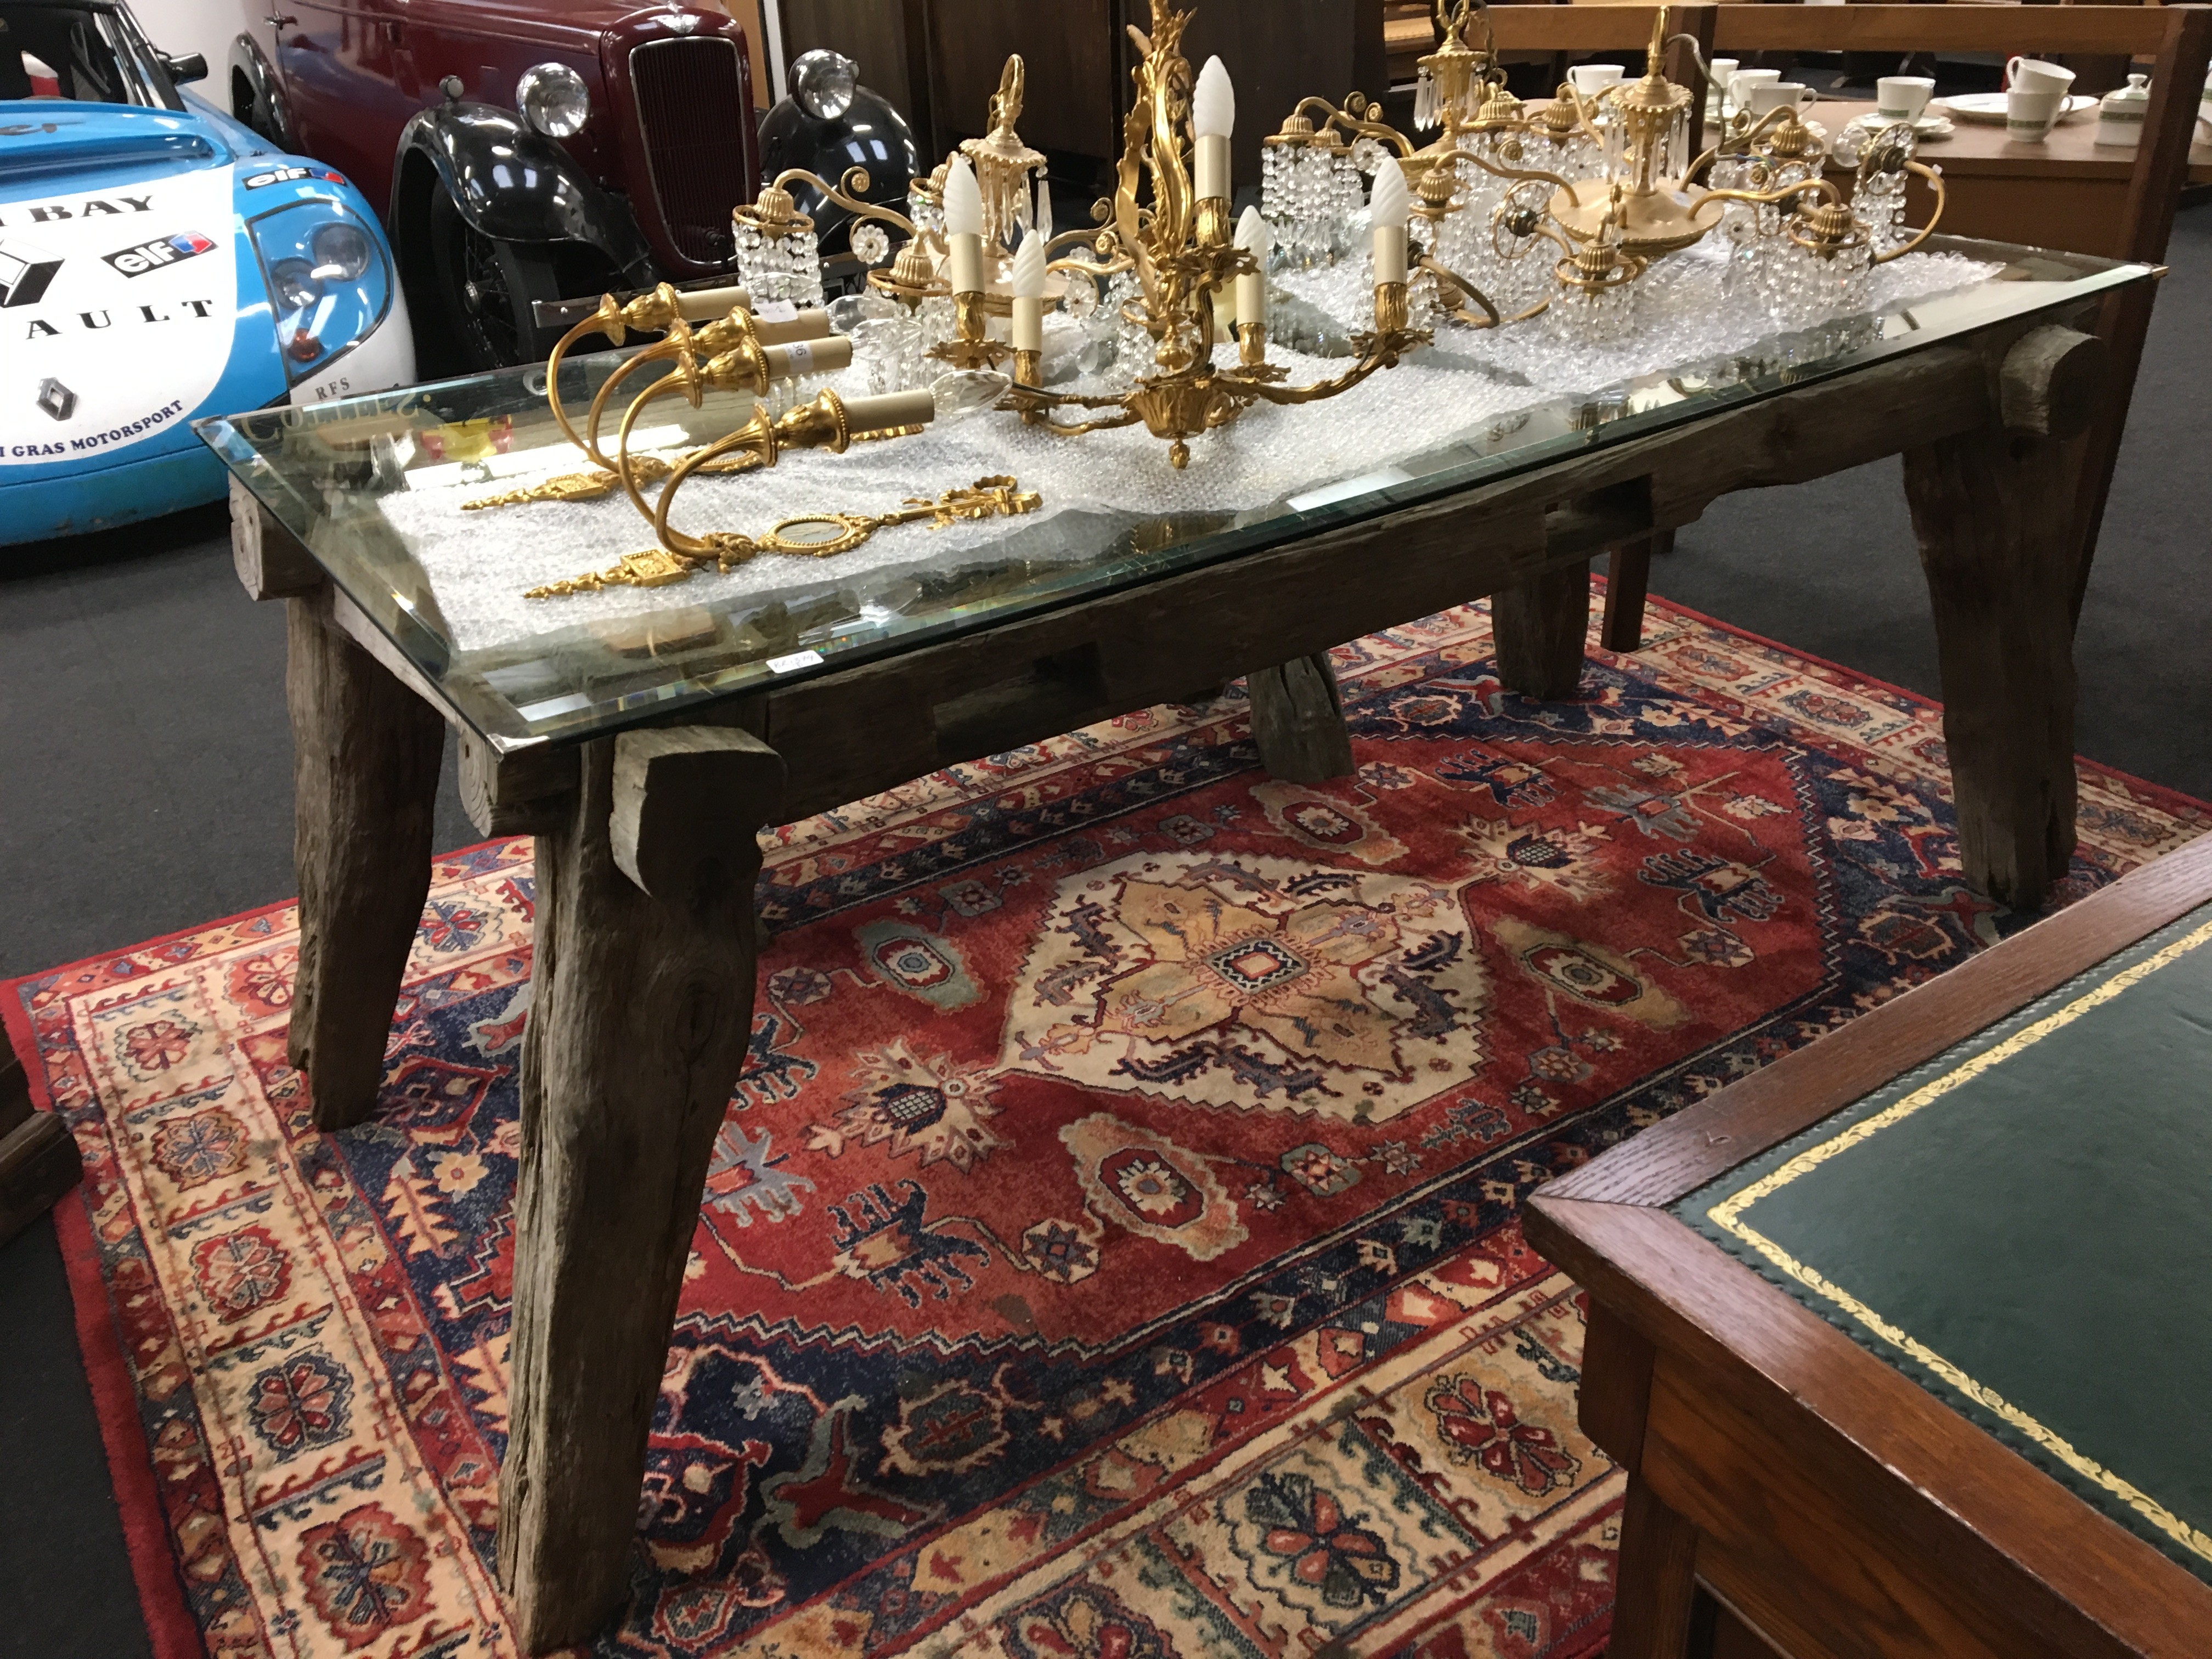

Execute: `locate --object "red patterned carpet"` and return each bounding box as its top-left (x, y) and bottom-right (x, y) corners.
top-left (9, 597), bottom-right (2204, 1659)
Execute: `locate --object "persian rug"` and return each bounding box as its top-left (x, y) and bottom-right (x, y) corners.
top-left (11, 596), bottom-right (2206, 1659)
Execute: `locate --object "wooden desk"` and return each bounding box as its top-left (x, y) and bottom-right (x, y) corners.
top-left (1816, 97), bottom-right (2212, 257)
top-left (1526, 832), bottom-right (2212, 1659)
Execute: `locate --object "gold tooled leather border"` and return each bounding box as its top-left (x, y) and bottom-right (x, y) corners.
top-left (1706, 914), bottom-right (2212, 1566)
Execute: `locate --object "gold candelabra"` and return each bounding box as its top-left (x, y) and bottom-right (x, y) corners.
top-left (1267, 3), bottom-right (1945, 320)
top-left (1001, 0), bottom-right (1431, 467)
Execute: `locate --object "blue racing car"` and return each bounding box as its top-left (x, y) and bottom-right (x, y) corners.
top-left (2, 0), bottom-right (413, 542)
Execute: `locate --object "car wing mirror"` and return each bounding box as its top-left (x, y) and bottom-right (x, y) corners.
top-left (163, 51), bottom-right (210, 85)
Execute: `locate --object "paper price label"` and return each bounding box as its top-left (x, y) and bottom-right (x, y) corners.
top-left (782, 339), bottom-right (816, 375)
top-left (755, 299), bottom-right (800, 324)
top-left (766, 649), bottom-right (825, 674)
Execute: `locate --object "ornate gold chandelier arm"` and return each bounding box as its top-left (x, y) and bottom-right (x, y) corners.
top-left (1460, 146), bottom-right (1587, 211)
top-left (770, 163), bottom-right (919, 239)
top-left (582, 330), bottom-right (695, 470)
top-left (650, 389), bottom-right (859, 558)
top-left (1872, 162), bottom-right (1948, 264)
top-left (1237, 341), bottom-right (1404, 408)
top-left (1289, 93), bottom-right (1417, 159)
top-left (612, 362), bottom-right (704, 535)
top-left (1418, 255), bottom-right (1502, 328)
top-left (653, 423), bottom-right (774, 560)
top-left (1683, 176), bottom-right (1842, 219)
top-left (1686, 106), bottom-right (1810, 186)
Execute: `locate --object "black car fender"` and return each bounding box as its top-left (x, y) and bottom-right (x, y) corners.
top-left (226, 33), bottom-right (294, 150)
top-left (390, 100), bottom-right (653, 282)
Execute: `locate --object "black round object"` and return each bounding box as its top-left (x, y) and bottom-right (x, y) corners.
top-left (425, 189), bottom-right (564, 370)
top-left (758, 72), bottom-right (922, 258)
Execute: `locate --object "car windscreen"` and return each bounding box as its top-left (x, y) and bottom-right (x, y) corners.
top-left (0, 3), bottom-right (170, 108)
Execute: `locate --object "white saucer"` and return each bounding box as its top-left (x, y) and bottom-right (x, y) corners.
top-left (1846, 111), bottom-right (1955, 140)
top-left (1936, 92), bottom-right (2097, 125)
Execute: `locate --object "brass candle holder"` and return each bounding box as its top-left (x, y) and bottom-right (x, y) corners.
top-left (1001, 0), bottom-right (1430, 469)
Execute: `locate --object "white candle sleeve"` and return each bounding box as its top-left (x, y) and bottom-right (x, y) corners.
top-left (763, 334), bottom-right (853, 380)
top-left (1234, 205), bottom-right (1268, 325)
top-left (842, 388), bottom-right (936, 431)
top-left (675, 283), bottom-right (752, 320)
top-left (1013, 296), bottom-right (1043, 352)
top-left (1369, 157), bottom-right (1409, 285)
top-left (753, 307), bottom-right (834, 344)
top-left (1373, 225), bottom-right (1407, 285)
top-left (1194, 133), bottom-right (1231, 202)
top-left (949, 232), bottom-right (985, 296)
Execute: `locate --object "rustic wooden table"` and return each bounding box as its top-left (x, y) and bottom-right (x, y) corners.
top-left (214, 242), bottom-right (2152, 1650)
top-left (1524, 831), bottom-right (2212, 1659)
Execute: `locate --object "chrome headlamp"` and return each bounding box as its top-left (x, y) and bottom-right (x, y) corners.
top-left (517, 62), bottom-right (590, 139)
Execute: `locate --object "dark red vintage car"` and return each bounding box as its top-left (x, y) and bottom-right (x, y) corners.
top-left (226, 0), bottom-right (760, 369)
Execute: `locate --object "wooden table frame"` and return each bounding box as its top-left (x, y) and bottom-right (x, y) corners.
top-left (1523, 832), bottom-right (2212, 1659)
top-left (233, 274), bottom-right (2132, 1649)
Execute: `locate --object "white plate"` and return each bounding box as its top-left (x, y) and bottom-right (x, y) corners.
top-left (1936, 92), bottom-right (2098, 125)
top-left (1846, 111), bottom-right (1956, 140)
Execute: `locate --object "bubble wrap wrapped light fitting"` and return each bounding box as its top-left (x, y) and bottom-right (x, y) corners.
top-left (376, 247), bottom-right (1999, 654)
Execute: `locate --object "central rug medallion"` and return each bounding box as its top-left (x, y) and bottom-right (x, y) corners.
top-left (1003, 850), bottom-right (1489, 1120)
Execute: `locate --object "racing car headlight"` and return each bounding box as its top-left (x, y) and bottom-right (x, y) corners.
top-left (310, 221), bottom-right (372, 281)
top-left (517, 62), bottom-right (590, 139)
top-left (248, 199), bottom-right (394, 386)
top-left (270, 257), bottom-right (320, 312)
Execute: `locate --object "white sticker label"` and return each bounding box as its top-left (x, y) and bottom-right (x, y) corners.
top-left (766, 648), bottom-right (824, 673)
top-left (755, 299), bottom-right (799, 324)
top-left (781, 339), bottom-right (815, 376)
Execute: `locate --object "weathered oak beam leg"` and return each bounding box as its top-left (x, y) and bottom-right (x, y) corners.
top-left (498, 727), bottom-right (784, 1652)
top-left (1904, 325), bottom-right (2104, 911)
top-left (1602, 532), bottom-right (1667, 653)
top-left (1248, 652), bottom-right (1355, 782)
top-left (286, 594), bottom-right (445, 1130)
top-left (1493, 557), bottom-right (1592, 699)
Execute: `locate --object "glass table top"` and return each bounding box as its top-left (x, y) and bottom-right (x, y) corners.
top-left (196, 238), bottom-right (2148, 757)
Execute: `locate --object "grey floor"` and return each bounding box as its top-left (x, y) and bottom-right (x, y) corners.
top-left (2, 211), bottom-right (2205, 1657)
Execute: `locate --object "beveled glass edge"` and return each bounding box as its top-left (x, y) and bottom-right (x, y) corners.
top-left (196, 244), bottom-right (2153, 757)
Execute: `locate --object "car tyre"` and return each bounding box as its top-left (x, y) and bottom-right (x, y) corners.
top-left (424, 188), bottom-right (566, 369)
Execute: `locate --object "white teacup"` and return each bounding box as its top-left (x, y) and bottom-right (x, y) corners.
top-left (1568, 63), bottom-right (1626, 97)
top-left (1747, 81), bottom-right (1816, 117)
top-left (2007, 86), bottom-right (2064, 142)
top-left (1876, 75), bottom-right (1936, 124)
top-left (2006, 56), bottom-right (2076, 95)
top-left (1730, 67), bottom-right (1782, 111)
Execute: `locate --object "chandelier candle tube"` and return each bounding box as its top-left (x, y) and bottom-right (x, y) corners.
top-left (753, 307), bottom-right (835, 345)
top-left (943, 154), bottom-right (986, 295)
top-left (1370, 155), bottom-right (1409, 284)
top-left (676, 284), bottom-right (752, 321)
top-left (1234, 205), bottom-right (1269, 364)
top-left (763, 334), bottom-right (853, 382)
top-left (1010, 232), bottom-right (1046, 383)
top-left (1193, 55), bottom-right (1235, 240)
top-left (842, 387), bottom-right (937, 433)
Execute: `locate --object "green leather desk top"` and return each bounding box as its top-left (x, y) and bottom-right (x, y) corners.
top-left (1679, 902), bottom-right (2212, 1584)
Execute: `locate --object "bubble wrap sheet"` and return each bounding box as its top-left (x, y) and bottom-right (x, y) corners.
top-left (381, 246), bottom-right (1999, 654)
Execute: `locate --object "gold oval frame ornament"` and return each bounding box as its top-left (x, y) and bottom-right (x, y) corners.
top-left (760, 513), bottom-right (882, 556)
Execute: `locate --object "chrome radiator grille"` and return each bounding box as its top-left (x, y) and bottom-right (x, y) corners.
top-left (629, 37), bottom-right (747, 264)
